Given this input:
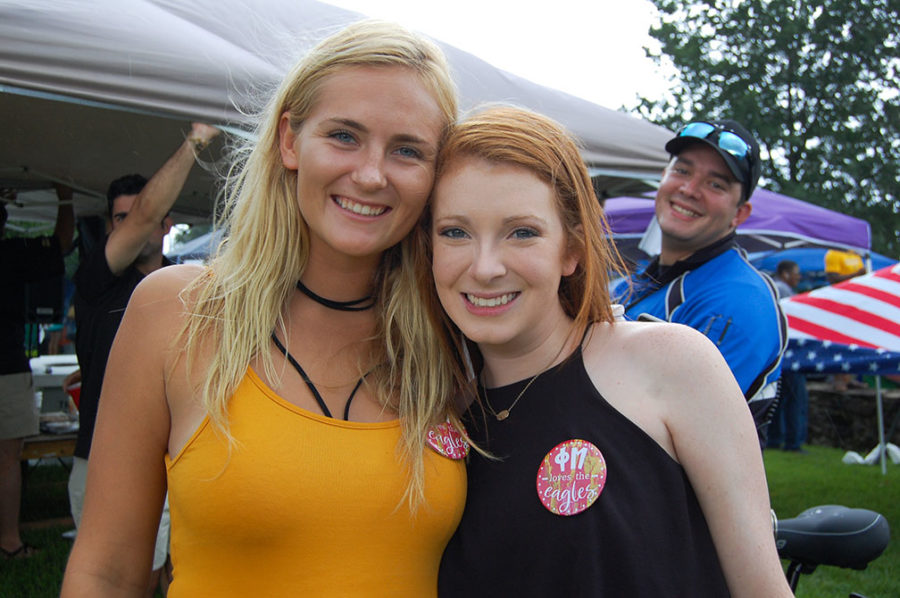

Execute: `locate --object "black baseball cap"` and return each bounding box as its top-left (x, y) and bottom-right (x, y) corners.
top-left (665, 119), bottom-right (761, 202)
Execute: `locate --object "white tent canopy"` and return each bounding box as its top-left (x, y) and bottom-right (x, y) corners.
top-left (0, 0), bottom-right (672, 224)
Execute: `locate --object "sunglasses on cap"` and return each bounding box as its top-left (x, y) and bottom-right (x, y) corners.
top-left (676, 121), bottom-right (752, 163)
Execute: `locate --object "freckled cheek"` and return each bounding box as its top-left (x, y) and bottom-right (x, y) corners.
top-left (431, 250), bottom-right (448, 283)
top-left (397, 164), bottom-right (436, 197)
top-left (392, 186), bottom-right (431, 227)
top-left (431, 251), bottom-right (459, 295)
top-left (409, 192), bottom-right (430, 218)
top-left (432, 274), bottom-right (462, 317)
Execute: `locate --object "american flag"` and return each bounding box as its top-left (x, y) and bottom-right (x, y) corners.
top-left (781, 264), bottom-right (900, 375)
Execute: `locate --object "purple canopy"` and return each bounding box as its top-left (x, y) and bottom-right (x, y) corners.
top-left (605, 188), bottom-right (872, 263)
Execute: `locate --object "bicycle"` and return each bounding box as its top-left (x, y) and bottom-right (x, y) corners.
top-left (775, 504), bottom-right (890, 596)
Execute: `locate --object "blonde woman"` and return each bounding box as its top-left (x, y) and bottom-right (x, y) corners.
top-left (420, 107), bottom-right (793, 597)
top-left (62, 21), bottom-right (468, 597)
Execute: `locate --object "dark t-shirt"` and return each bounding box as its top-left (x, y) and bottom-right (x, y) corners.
top-left (72, 240), bottom-right (171, 458)
top-left (0, 235), bottom-right (64, 374)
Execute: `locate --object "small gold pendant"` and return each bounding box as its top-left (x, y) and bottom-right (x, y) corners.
top-left (495, 410), bottom-right (510, 421)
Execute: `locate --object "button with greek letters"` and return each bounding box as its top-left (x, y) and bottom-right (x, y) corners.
top-left (536, 438), bottom-right (606, 516)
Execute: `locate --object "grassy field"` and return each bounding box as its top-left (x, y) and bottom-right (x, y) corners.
top-left (3, 447), bottom-right (897, 597)
top-left (765, 445), bottom-right (898, 597)
top-left (2, 461), bottom-right (73, 597)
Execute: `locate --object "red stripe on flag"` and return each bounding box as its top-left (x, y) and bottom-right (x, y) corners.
top-left (840, 282), bottom-right (900, 309)
top-left (872, 267), bottom-right (900, 284)
top-left (786, 315), bottom-right (879, 349)
top-left (788, 296), bottom-right (900, 338)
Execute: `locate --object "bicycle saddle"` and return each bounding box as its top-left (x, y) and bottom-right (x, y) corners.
top-left (775, 505), bottom-right (890, 570)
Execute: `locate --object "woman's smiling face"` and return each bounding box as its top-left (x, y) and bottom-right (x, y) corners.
top-left (431, 156), bottom-right (578, 354)
top-left (279, 65), bottom-right (444, 267)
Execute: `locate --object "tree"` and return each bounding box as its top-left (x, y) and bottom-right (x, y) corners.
top-left (635, 0), bottom-right (900, 256)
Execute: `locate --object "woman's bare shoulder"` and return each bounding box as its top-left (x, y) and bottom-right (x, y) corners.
top-left (590, 320), bottom-right (714, 358)
top-left (130, 264), bottom-right (208, 310)
top-left (140, 263), bottom-right (206, 292)
top-left (579, 323), bottom-right (710, 457)
top-left (584, 320), bottom-right (727, 383)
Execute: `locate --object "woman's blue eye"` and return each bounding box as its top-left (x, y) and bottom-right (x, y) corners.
top-left (512, 227), bottom-right (538, 239)
top-left (438, 227), bottom-right (467, 239)
top-left (395, 146), bottom-right (423, 159)
top-left (330, 130), bottom-right (356, 144)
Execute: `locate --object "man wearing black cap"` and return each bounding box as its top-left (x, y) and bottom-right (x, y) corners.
top-left (615, 119), bottom-right (787, 447)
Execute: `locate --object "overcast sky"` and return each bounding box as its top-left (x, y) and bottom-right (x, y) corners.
top-left (326, 0), bottom-right (674, 110)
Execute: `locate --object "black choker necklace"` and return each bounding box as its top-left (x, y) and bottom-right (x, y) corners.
top-left (296, 279), bottom-right (375, 312)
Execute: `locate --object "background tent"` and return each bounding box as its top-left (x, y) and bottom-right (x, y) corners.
top-left (167, 228), bottom-right (225, 263)
top-left (605, 188), bottom-right (873, 266)
top-left (781, 264), bottom-right (900, 472)
top-left (0, 0), bottom-right (672, 226)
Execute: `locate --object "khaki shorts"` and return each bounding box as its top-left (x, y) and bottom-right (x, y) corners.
top-left (0, 372), bottom-right (39, 439)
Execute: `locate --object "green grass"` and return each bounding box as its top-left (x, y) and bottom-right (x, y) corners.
top-left (765, 445), bottom-right (898, 597)
top-left (3, 448), bottom-right (897, 597)
top-left (2, 461), bottom-right (73, 598)
top-left (1, 525), bottom-right (71, 597)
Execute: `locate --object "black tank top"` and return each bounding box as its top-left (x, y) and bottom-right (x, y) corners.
top-left (439, 348), bottom-right (731, 597)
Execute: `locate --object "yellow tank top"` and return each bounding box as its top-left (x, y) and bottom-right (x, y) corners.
top-left (165, 368), bottom-right (466, 597)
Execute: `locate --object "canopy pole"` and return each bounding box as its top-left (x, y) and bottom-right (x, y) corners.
top-left (875, 374), bottom-right (887, 475)
top-left (876, 375), bottom-right (887, 475)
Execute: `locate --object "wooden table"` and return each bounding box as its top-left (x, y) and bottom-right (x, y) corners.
top-left (22, 432), bottom-right (77, 463)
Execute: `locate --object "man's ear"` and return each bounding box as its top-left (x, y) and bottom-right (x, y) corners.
top-left (278, 112), bottom-right (299, 170)
top-left (731, 200), bottom-right (752, 229)
top-left (660, 158), bottom-right (676, 181)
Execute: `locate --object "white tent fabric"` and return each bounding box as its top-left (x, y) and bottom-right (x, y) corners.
top-left (0, 0), bottom-right (673, 223)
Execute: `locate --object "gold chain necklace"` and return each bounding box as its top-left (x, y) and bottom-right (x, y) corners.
top-left (481, 371), bottom-right (543, 421)
top-left (480, 338), bottom-right (571, 422)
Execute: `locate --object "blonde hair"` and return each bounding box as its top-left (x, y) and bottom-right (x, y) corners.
top-left (416, 105), bottom-right (626, 360)
top-left (178, 20), bottom-right (462, 508)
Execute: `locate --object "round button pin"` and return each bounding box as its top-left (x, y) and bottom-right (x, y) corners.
top-left (536, 439), bottom-right (606, 516)
top-left (426, 420), bottom-right (469, 460)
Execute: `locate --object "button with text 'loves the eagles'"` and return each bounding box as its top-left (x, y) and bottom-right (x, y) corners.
top-left (426, 420), bottom-right (469, 460)
top-left (536, 439), bottom-right (606, 516)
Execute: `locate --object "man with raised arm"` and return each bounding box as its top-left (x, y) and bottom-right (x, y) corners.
top-left (69, 123), bottom-right (218, 594)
